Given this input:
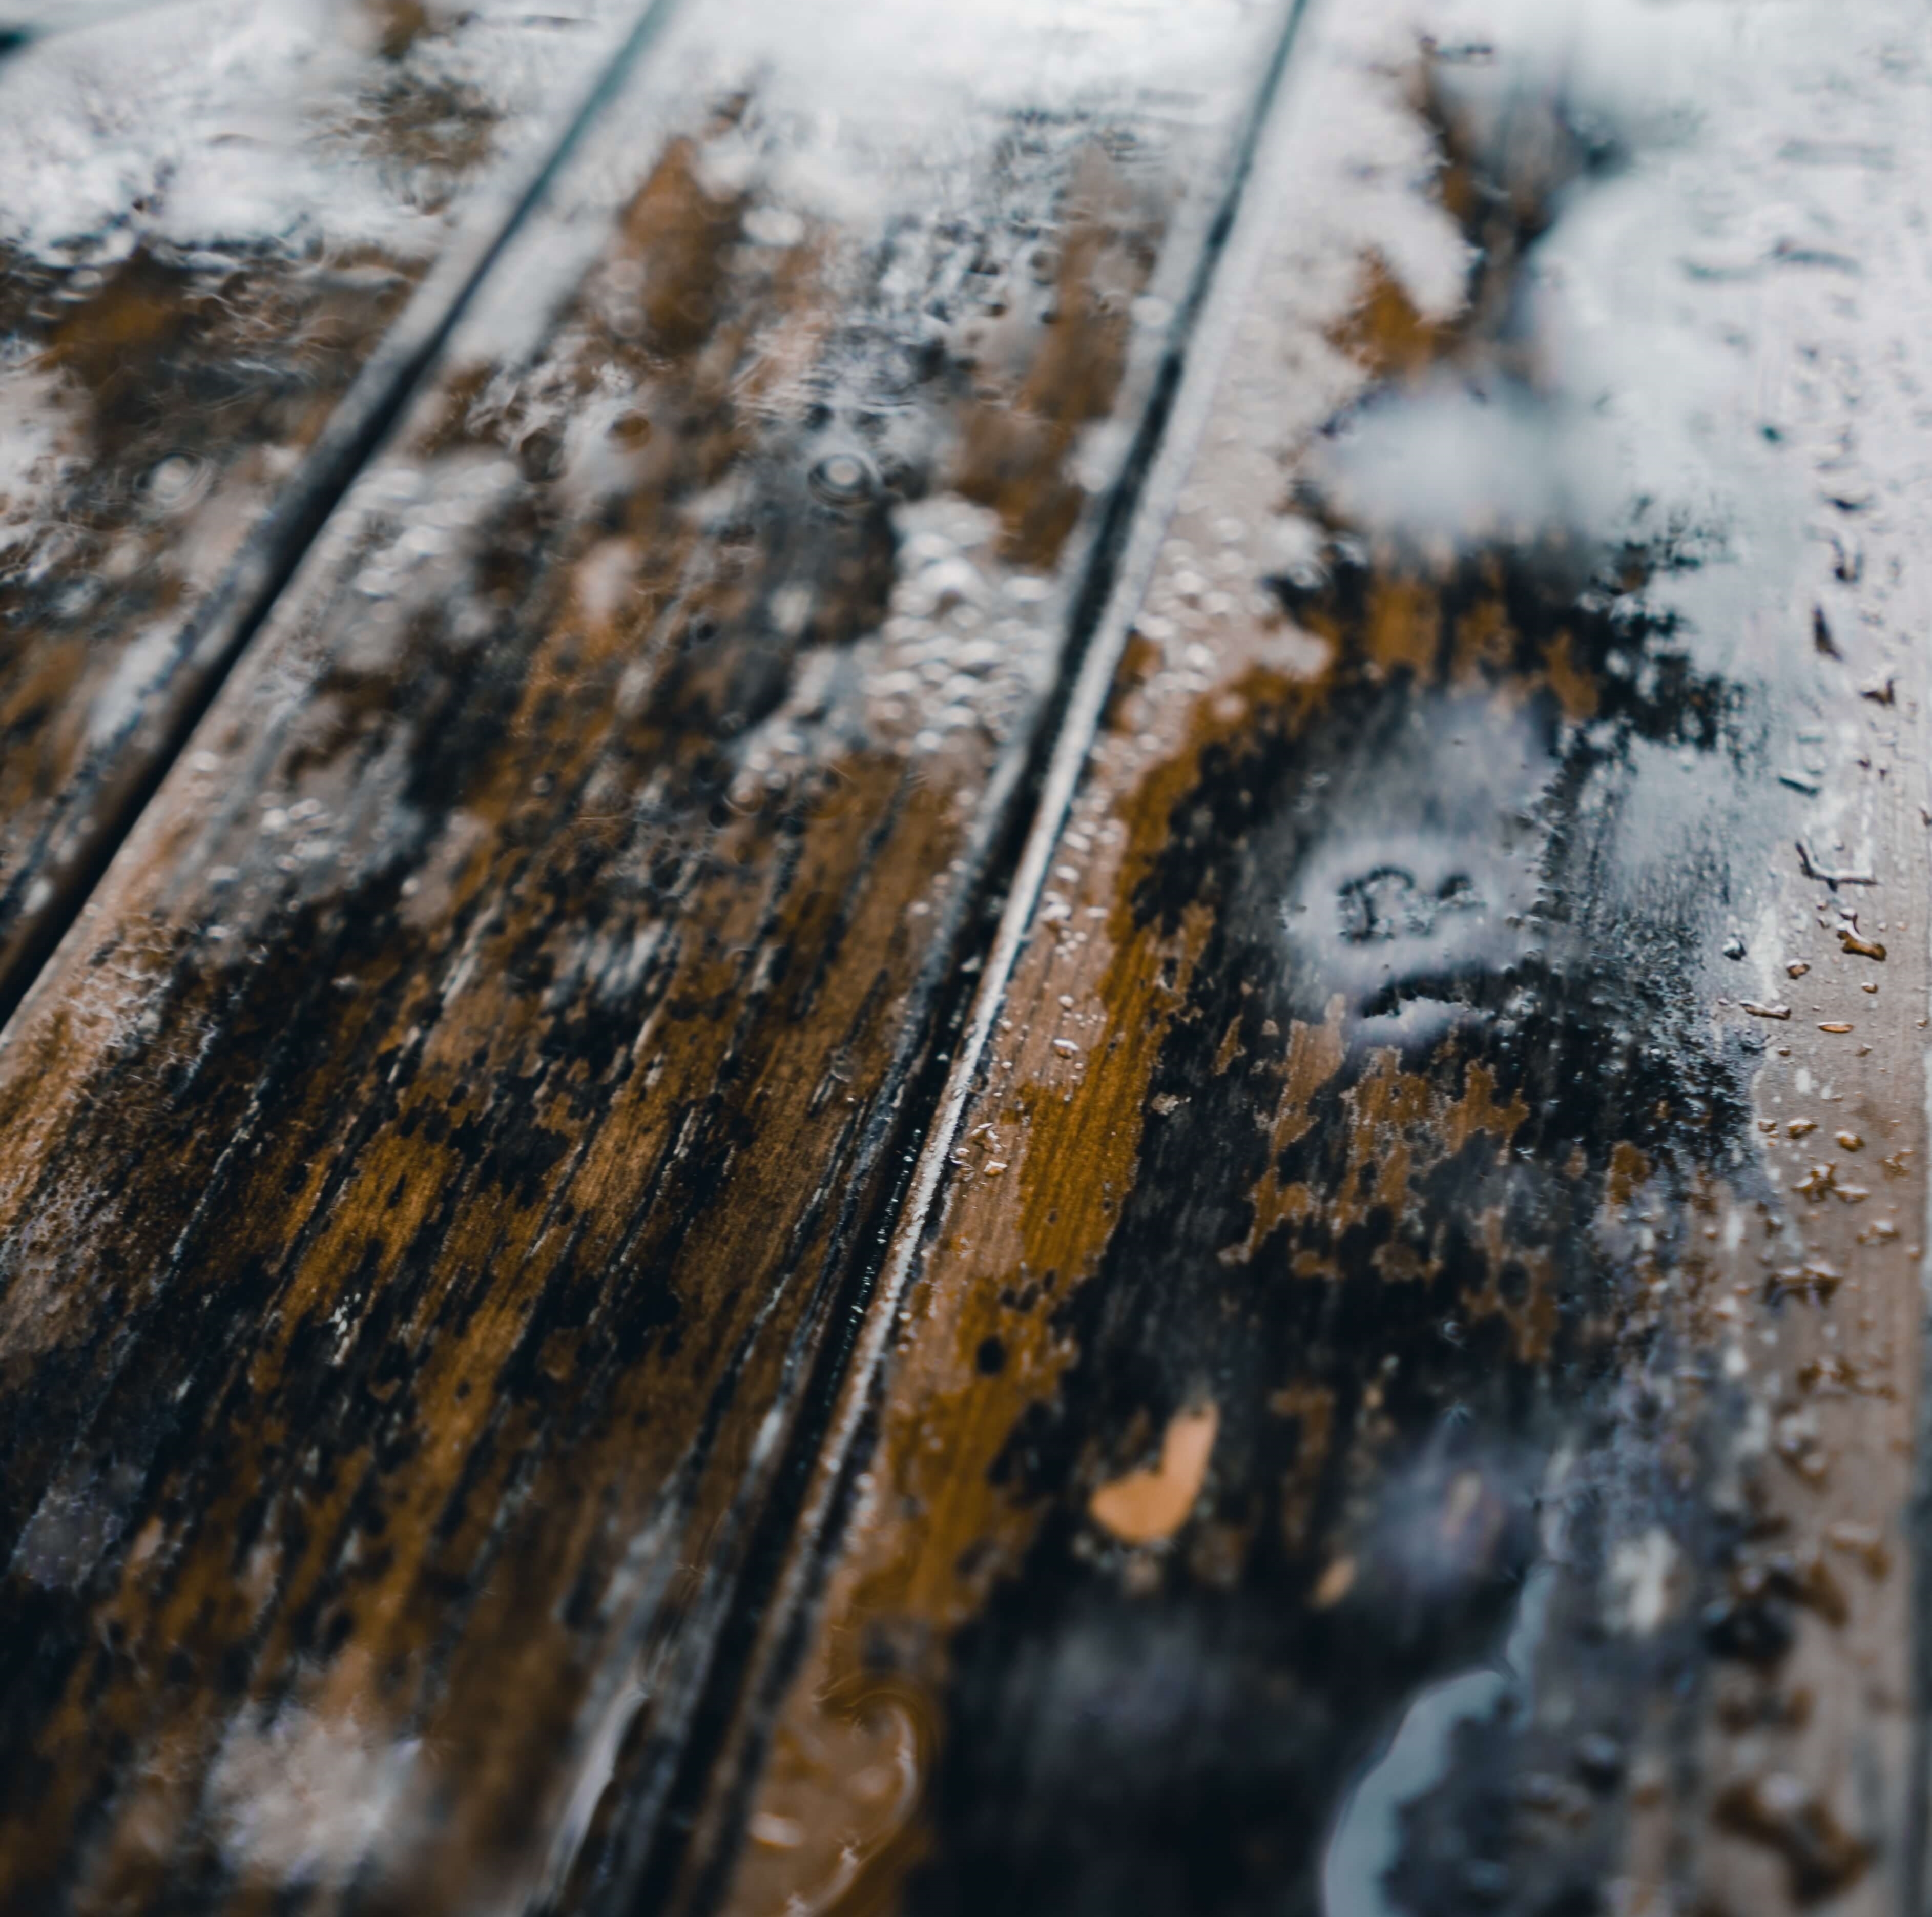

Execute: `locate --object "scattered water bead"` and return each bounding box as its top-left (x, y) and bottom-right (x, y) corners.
top-left (808, 450), bottom-right (877, 508)
top-left (143, 453), bottom-right (206, 510)
top-left (515, 429), bottom-right (566, 484)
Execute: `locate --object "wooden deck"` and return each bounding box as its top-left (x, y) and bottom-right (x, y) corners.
top-left (1, 3), bottom-right (1928, 1914)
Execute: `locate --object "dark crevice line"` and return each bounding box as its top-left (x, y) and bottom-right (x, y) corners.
top-left (0, 0), bottom-right (690, 1036)
top-left (619, 4), bottom-right (1320, 1909)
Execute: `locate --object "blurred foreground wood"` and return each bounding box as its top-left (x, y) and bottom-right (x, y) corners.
top-left (0, 0), bottom-right (651, 1022)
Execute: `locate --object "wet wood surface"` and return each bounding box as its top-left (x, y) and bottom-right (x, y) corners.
top-left (721, 7), bottom-right (1932, 1917)
top-left (3, 3), bottom-right (1931, 1916)
top-left (0, 1), bottom-right (1293, 1910)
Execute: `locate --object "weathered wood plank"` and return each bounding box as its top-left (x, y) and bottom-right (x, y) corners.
top-left (725, 4), bottom-right (1932, 1914)
top-left (0, 0), bottom-right (657, 1023)
top-left (0, 4), bottom-right (1299, 1909)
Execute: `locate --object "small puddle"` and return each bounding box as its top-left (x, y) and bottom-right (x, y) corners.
top-left (1322, 1473), bottom-right (1563, 1917)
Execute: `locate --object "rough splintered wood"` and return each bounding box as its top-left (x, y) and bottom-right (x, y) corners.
top-left (0, 2), bottom-right (1289, 1909)
top-left (724, 5), bottom-right (1932, 1915)
top-left (0, 0), bottom-right (638, 1021)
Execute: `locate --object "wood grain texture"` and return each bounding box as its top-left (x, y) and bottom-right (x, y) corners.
top-left (0, 0), bottom-right (640, 1021)
top-left (0, 3), bottom-right (1292, 1909)
top-left (724, 6), bottom-right (1932, 1914)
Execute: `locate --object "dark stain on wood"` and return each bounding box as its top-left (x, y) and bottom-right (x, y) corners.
top-left (913, 554), bottom-right (1760, 1915)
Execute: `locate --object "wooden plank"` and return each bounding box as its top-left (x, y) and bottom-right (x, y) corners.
top-left (725, 4), bottom-right (1932, 1914)
top-left (0, 0), bottom-right (660, 1023)
top-left (0, 4), bottom-right (1300, 1909)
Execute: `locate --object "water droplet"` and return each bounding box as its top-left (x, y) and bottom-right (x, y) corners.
top-left (808, 451), bottom-right (876, 508)
top-left (1574, 1733), bottom-right (1625, 1788)
top-left (144, 454), bottom-right (207, 511)
top-left (516, 429), bottom-right (565, 484)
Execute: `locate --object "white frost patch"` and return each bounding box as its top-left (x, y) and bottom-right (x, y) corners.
top-left (1317, 377), bottom-right (1624, 551)
top-left (710, 0), bottom-right (1270, 228)
top-left (87, 620), bottom-right (182, 746)
top-left (0, 0), bottom-right (628, 264)
top-left (0, 364), bottom-right (70, 522)
top-left (1605, 1527), bottom-right (1681, 1635)
top-left (209, 1701), bottom-right (423, 1893)
top-left (10, 1465), bottom-right (139, 1589)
